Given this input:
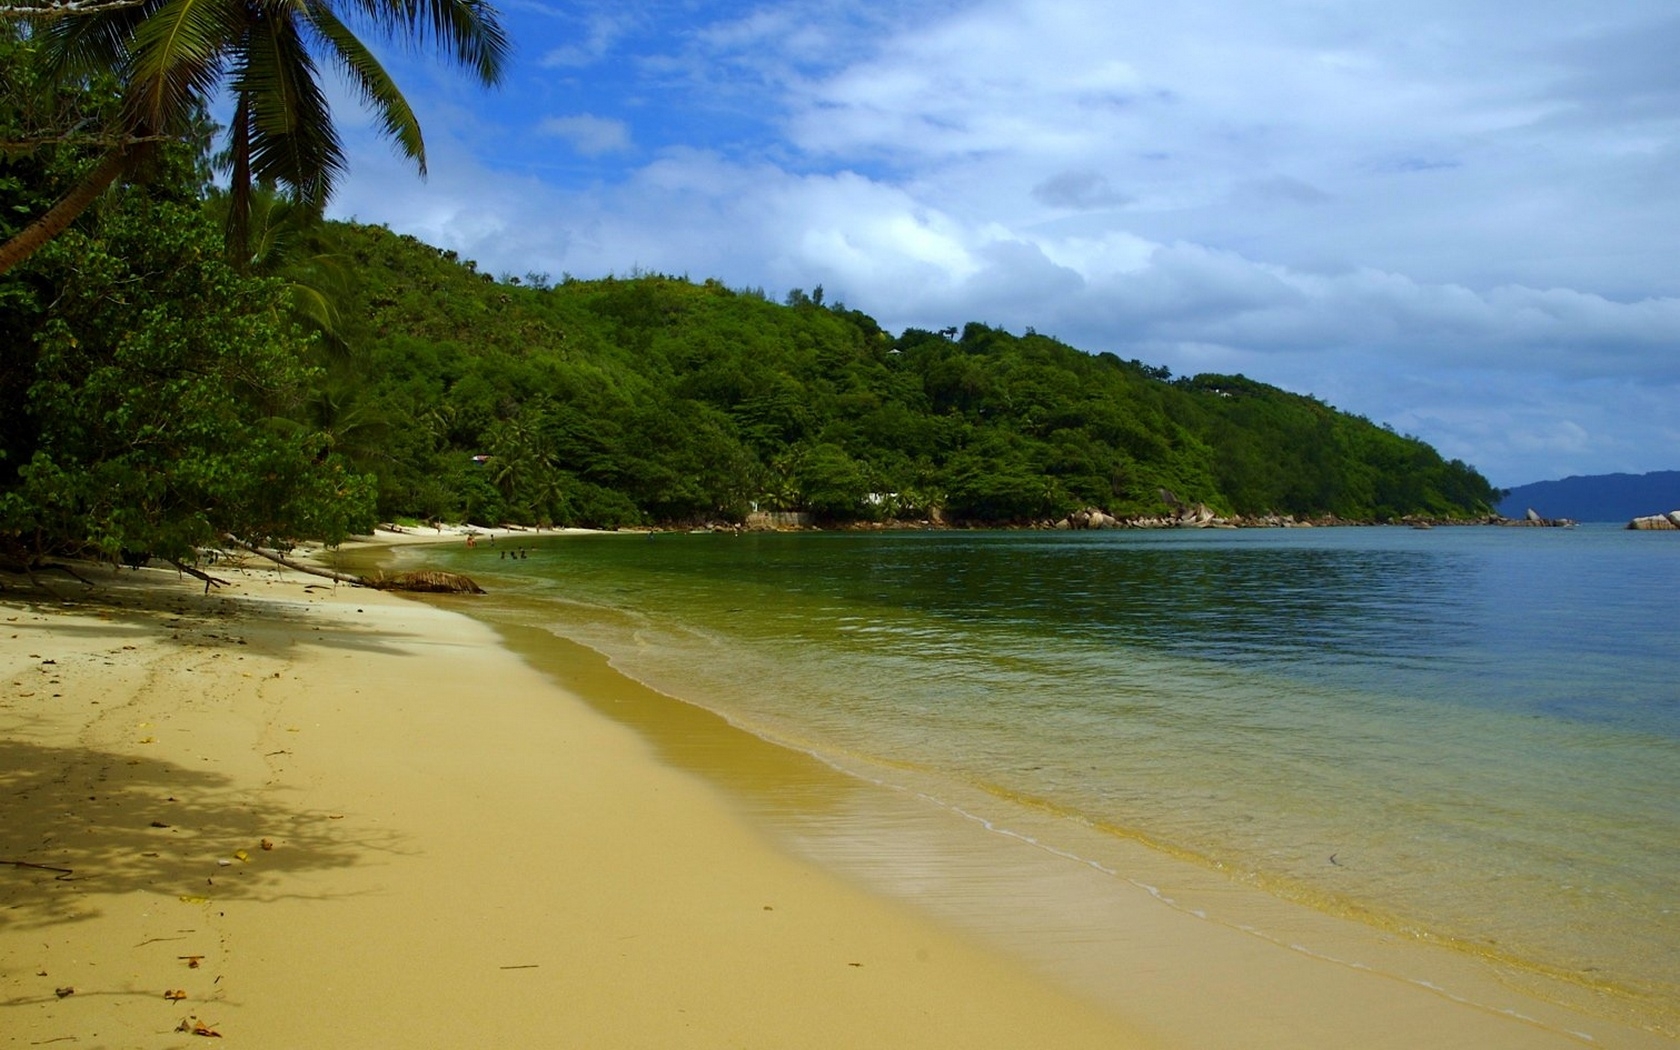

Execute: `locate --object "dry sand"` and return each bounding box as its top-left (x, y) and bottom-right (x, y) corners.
top-left (2, 538), bottom-right (1672, 1049)
top-left (0, 552), bottom-right (1150, 1048)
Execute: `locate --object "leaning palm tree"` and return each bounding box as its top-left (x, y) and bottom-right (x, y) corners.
top-left (0, 0), bottom-right (508, 275)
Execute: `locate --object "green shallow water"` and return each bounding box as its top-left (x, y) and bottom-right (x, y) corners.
top-left (395, 525), bottom-right (1680, 1031)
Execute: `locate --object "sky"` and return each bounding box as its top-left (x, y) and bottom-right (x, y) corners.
top-left (324, 0), bottom-right (1680, 488)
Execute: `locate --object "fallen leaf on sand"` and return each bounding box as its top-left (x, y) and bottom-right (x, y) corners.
top-left (178, 895), bottom-right (209, 905)
top-left (164, 989), bottom-right (188, 1001)
top-left (232, 849), bottom-right (248, 862)
top-left (176, 1016), bottom-right (223, 1038)
top-left (139, 736), bottom-right (156, 744)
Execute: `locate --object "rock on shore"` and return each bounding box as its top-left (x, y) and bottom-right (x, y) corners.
top-left (1627, 510), bottom-right (1680, 530)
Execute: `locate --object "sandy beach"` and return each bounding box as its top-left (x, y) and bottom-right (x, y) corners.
top-left (0, 545), bottom-right (1149, 1048)
top-left (3, 534), bottom-right (1672, 1048)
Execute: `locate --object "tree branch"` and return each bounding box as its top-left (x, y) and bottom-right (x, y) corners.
top-left (168, 558), bottom-right (230, 595)
top-left (1, 132), bottom-right (174, 157)
top-left (221, 535), bottom-right (485, 594)
top-left (223, 535), bottom-right (373, 587)
top-left (0, 0), bottom-right (151, 20)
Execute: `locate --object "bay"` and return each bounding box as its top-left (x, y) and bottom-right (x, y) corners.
top-left (402, 524), bottom-right (1680, 1032)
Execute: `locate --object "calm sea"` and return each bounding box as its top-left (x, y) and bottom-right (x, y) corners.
top-left (399, 524), bottom-right (1679, 1030)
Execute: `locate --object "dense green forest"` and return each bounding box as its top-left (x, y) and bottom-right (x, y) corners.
top-left (295, 220), bottom-right (1497, 529)
top-left (0, 24), bottom-right (1498, 567)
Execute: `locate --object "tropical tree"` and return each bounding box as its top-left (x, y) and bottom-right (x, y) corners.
top-left (208, 179), bottom-right (351, 342)
top-left (0, 171), bottom-right (378, 567)
top-left (0, 0), bottom-right (508, 275)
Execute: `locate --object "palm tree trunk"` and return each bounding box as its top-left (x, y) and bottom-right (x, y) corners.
top-left (225, 92), bottom-right (252, 271)
top-left (0, 147), bottom-right (133, 277)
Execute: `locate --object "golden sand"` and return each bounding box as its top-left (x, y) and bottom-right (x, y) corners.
top-left (0, 554), bottom-right (1148, 1047)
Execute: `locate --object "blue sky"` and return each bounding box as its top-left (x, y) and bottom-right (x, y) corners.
top-left (326, 0), bottom-right (1680, 487)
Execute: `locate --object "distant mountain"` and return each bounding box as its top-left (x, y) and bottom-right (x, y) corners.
top-left (1497, 471), bottom-right (1680, 522)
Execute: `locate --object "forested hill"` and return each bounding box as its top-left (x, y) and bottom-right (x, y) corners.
top-left (308, 221), bottom-right (1497, 528)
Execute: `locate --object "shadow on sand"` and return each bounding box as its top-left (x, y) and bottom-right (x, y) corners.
top-left (0, 737), bottom-right (401, 933)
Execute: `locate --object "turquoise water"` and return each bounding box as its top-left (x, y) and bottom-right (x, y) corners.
top-left (409, 525), bottom-right (1680, 1024)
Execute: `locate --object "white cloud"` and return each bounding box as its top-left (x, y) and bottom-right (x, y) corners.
top-left (537, 7), bottom-right (635, 68)
top-left (538, 114), bottom-right (632, 156)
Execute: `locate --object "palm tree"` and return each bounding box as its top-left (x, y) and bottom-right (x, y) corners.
top-left (0, 0), bottom-right (508, 276)
top-left (209, 179), bottom-right (351, 340)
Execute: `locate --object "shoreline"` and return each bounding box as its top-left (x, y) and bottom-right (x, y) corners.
top-left (4, 539), bottom-right (1672, 1047)
top-left (1, 554), bottom-right (1150, 1047)
top-left (368, 528), bottom-right (1677, 1048)
top-left (347, 512), bottom-right (1576, 541)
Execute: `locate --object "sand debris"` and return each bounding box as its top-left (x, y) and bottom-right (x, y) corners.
top-left (176, 1015), bottom-right (223, 1038)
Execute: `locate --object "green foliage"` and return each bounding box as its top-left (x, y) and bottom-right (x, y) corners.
top-left (303, 223), bottom-right (1499, 527)
top-left (0, 154), bottom-right (376, 563)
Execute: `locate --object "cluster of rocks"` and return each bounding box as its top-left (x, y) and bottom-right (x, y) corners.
top-left (1052, 505), bottom-right (1317, 530)
top-left (1628, 510), bottom-right (1680, 530)
top-left (1499, 508), bottom-right (1576, 528)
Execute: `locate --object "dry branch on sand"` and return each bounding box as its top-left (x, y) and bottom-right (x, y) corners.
top-left (224, 536), bottom-right (483, 594)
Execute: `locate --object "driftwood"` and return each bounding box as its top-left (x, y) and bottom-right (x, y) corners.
top-left (223, 536), bottom-right (484, 594)
top-left (368, 569), bottom-right (485, 594)
top-left (170, 558), bottom-right (230, 595)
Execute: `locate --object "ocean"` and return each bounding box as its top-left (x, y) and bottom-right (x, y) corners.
top-left (389, 524), bottom-right (1679, 1036)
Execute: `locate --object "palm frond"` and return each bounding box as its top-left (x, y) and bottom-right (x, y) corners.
top-left (125, 0), bottom-right (237, 129)
top-left (232, 11), bottom-right (343, 206)
top-left (356, 0), bottom-right (507, 86)
top-left (39, 1), bottom-right (150, 82)
top-left (305, 3), bottom-right (423, 170)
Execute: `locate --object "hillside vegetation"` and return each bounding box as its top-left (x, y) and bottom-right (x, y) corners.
top-left (306, 222), bottom-right (1497, 528)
